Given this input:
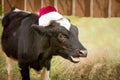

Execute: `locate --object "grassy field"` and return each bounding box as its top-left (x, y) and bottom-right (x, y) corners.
top-left (0, 17), bottom-right (120, 80)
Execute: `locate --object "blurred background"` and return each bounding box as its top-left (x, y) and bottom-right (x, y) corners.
top-left (0, 0), bottom-right (120, 80)
top-left (0, 0), bottom-right (120, 17)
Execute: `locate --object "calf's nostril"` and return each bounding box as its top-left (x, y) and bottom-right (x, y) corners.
top-left (75, 49), bottom-right (87, 57)
top-left (79, 50), bottom-right (87, 57)
top-left (80, 50), bottom-right (87, 54)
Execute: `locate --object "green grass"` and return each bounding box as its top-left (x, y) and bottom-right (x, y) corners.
top-left (0, 17), bottom-right (120, 80)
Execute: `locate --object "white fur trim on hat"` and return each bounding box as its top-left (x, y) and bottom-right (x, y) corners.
top-left (39, 12), bottom-right (63, 26)
top-left (38, 12), bottom-right (71, 30)
top-left (56, 18), bottom-right (71, 30)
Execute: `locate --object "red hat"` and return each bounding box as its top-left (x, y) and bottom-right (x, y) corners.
top-left (38, 6), bottom-right (63, 26)
top-left (38, 6), bottom-right (71, 30)
top-left (39, 6), bottom-right (57, 17)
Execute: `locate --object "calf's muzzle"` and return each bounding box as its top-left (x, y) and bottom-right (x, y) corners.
top-left (76, 49), bottom-right (87, 57)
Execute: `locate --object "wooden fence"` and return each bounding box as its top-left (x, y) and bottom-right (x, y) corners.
top-left (1, 0), bottom-right (120, 17)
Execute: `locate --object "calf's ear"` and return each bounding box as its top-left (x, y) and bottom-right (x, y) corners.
top-left (31, 24), bottom-right (46, 33)
top-left (31, 21), bottom-right (60, 36)
top-left (31, 24), bottom-right (55, 36)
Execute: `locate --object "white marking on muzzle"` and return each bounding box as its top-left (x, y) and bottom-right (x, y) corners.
top-left (80, 50), bottom-right (87, 54)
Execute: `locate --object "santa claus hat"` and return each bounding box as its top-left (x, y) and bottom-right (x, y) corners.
top-left (38, 6), bottom-right (71, 30)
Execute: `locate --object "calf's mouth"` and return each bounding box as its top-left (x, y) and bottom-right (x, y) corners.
top-left (69, 55), bottom-right (80, 63)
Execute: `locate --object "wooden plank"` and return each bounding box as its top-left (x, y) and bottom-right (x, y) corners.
top-left (93, 0), bottom-right (109, 17)
top-left (75, 0), bottom-right (90, 17)
top-left (108, 0), bottom-right (112, 17)
top-left (4, 0), bottom-right (24, 14)
top-left (0, 0), bottom-right (1, 5)
top-left (57, 0), bottom-right (72, 15)
top-left (84, 0), bottom-right (90, 17)
top-left (34, 0), bottom-right (41, 13)
top-left (75, 0), bottom-right (84, 17)
top-left (26, 0), bottom-right (41, 13)
top-left (111, 0), bottom-right (120, 17)
top-left (26, 0), bottom-right (34, 12)
top-left (42, 0), bottom-right (54, 7)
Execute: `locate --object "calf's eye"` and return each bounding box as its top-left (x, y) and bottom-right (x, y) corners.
top-left (58, 33), bottom-right (67, 42)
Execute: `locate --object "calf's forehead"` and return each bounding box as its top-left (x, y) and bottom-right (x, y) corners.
top-left (55, 24), bottom-right (78, 37)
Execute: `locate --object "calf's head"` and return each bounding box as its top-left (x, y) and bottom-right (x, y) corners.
top-left (32, 18), bottom-right (87, 63)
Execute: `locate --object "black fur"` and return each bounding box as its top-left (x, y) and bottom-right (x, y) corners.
top-left (1, 8), bottom-right (87, 80)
